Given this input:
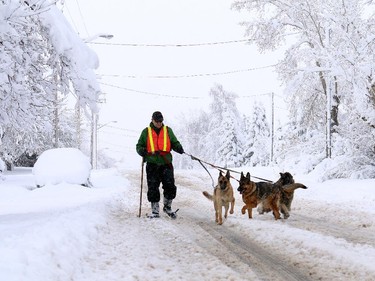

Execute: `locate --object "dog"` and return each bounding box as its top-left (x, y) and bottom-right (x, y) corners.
top-left (275, 183), bottom-right (307, 218)
top-left (203, 170), bottom-right (235, 225)
top-left (237, 172), bottom-right (295, 220)
top-left (257, 173), bottom-right (307, 219)
top-left (257, 172), bottom-right (295, 218)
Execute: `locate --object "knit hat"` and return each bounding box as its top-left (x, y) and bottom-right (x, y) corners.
top-left (152, 111), bottom-right (163, 122)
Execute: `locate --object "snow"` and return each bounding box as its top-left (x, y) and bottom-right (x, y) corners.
top-left (0, 158), bottom-right (5, 172)
top-left (38, 4), bottom-right (99, 69)
top-left (37, 3), bottom-right (101, 113)
top-left (1, 153), bottom-right (375, 280)
top-left (32, 148), bottom-right (91, 187)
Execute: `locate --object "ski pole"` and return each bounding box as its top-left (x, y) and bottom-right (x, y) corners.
top-left (138, 158), bottom-right (145, 217)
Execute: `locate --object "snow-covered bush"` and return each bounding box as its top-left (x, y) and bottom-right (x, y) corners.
top-left (32, 148), bottom-right (91, 187)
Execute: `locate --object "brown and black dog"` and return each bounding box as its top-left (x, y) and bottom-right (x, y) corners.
top-left (276, 183), bottom-right (307, 218)
top-left (237, 172), bottom-right (296, 220)
top-left (258, 172), bottom-right (294, 217)
top-left (258, 173), bottom-right (307, 219)
top-left (203, 170), bottom-right (235, 225)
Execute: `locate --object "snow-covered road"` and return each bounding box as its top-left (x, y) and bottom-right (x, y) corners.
top-left (74, 168), bottom-right (375, 281)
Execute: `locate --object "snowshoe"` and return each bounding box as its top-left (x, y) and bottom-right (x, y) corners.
top-left (163, 206), bottom-right (179, 219)
top-left (146, 212), bottom-right (160, 219)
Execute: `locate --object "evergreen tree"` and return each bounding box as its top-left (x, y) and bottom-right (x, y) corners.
top-left (175, 84), bottom-right (244, 168)
top-left (243, 102), bottom-right (271, 166)
top-left (202, 84), bottom-right (244, 167)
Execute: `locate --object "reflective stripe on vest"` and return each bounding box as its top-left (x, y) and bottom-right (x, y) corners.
top-left (146, 126), bottom-right (171, 154)
top-left (147, 127), bottom-right (155, 153)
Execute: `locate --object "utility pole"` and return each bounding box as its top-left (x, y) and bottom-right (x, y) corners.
top-left (270, 92), bottom-right (274, 163)
top-left (84, 33), bottom-right (114, 169)
top-left (90, 112), bottom-right (98, 169)
top-left (53, 85), bottom-right (59, 148)
top-left (75, 99), bottom-right (82, 150)
top-left (326, 80), bottom-right (332, 158)
top-left (325, 26), bottom-right (332, 158)
top-left (53, 63), bottom-right (60, 148)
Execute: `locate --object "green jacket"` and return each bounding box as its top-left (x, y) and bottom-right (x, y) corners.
top-left (136, 122), bottom-right (183, 165)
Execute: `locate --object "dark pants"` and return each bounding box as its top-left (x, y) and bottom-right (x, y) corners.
top-left (146, 163), bottom-right (176, 203)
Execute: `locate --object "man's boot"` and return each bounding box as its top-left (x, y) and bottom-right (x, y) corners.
top-left (163, 198), bottom-right (178, 219)
top-left (148, 202), bottom-right (160, 218)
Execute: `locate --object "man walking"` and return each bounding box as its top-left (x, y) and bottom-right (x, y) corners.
top-left (136, 111), bottom-right (184, 219)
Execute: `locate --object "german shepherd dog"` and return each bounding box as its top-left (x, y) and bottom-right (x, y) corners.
top-left (257, 172), bottom-right (295, 218)
top-left (257, 173), bottom-right (307, 219)
top-left (273, 182), bottom-right (307, 218)
top-left (203, 170), bottom-right (235, 225)
top-left (237, 172), bottom-right (295, 220)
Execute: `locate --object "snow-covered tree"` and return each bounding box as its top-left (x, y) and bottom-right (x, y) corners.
top-left (0, 1), bottom-right (100, 165)
top-left (216, 105), bottom-right (244, 167)
top-left (242, 102), bottom-right (271, 166)
top-left (233, 0), bottom-right (375, 178)
top-left (172, 110), bottom-right (211, 169)
top-left (198, 84), bottom-right (244, 167)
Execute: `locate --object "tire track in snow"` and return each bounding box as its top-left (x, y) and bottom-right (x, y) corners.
top-left (179, 210), bottom-right (313, 281)
top-left (175, 169), bottom-right (375, 280)
top-left (288, 214), bottom-right (375, 247)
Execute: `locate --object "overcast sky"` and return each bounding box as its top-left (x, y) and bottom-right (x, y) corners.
top-left (62, 0), bottom-right (287, 164)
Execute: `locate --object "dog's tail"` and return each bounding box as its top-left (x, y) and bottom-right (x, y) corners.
top-left (283, 183), bottom-right (307, 193)
top-left (202, 191), bottom-right (213, 201)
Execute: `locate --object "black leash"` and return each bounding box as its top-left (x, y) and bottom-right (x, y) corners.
top-left (192, 154), bottom-right (215, 188)
top-left (184, 152), bottom-right (273, 183)
top-left (185, 152), bottom-right (239, 184)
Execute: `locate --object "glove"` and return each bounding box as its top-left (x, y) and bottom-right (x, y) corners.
top-left (175, 146), bottom-right (184, 154)
top-left (139, 148), bottom-right (147, 157)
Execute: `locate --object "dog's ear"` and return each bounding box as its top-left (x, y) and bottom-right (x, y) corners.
top-left (246, 172), bottom-right (251, 180)
top-left (240, 172), bottom-right (245, 179)
top-left (225, 170), bottom-right (230, 180)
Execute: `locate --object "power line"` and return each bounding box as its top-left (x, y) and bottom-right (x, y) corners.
top-left (98, 130), bottom-right (137, 138)
top-left (86, 33), bottom-right (300, 48)
top-left (239, 92), bottom-right (284, 99)
top-left (62, 3), bottom-right (79, 33)
top-left (87, 38), bottom-right (255, 47)
top-left (98, 64), bottom-right (277, 79)
top-left (74, 0), bottom-right (90, 37)
top-left (99, 82), bottom-right (201, 99)
top-left (104, 125), bottom-right (138, 133)
top-left (239, 93), bottom-right (273, 98)
top-left (99, 82), bottom-right (278, 100)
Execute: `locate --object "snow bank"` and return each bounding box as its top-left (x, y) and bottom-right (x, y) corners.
top-left (0, 167), bottom-right (128, 281)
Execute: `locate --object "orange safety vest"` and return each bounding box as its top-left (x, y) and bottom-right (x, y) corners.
top-left (146, 126), bottom-right (171, 154)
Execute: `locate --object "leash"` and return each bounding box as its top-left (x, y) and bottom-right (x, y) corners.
top-left (185, 152), bottom-right (236, 186)
top-left (185, 152), bottom-right (240, 175)
top-left (194, 155), bottom-right (215, 188)
top-left (184, 152), bottom-right (272, 183)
